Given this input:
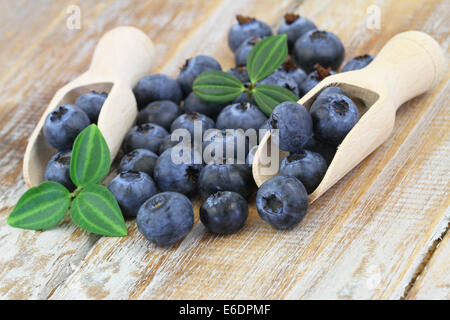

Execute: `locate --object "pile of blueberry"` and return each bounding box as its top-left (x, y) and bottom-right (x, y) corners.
top-left (43, 13), bottom-right (373, 245)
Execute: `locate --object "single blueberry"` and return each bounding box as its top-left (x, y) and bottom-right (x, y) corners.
top-left (122, 123), bottom-right (168, 154)
top-left (154, 148), bottom-right (204, 196)
top-left (279, 150), bottom-right (327, 194)
top-left (200, 191), bottom-right (248, 234)
top-left (298, 64), bottom-right (336, 97)
top-left (228, 15), bottom-right (272, 52)
top-left (227, 66), bottom-right (250, 83)
top-left (256, 175), bottom-right (308, 230)
top-left (277, 13), bottom-right (316, 51)
top-left (183, 92), bottom-right (227, 119)
top-left (342, 54), bottom-right (375, 72)
top-left (75, 91), bottom-right (107, 123)
top-left (235, 36), bottom-right (263, 67)
top-left (293, 29), bottom-right (345, 73)
top-left (177, 55), bottom-right (222, 96)
top-left (108, 171), bottom-right (158, 218)
top-left (198, 162), bottom-right (254, 199)
top-left (119, 149), bottom-right (158, 177)
top-left (44, 104), bottom-right (91, 151)
top-left (216, 101), bottom-right (267, 131)
top-left (310, 93), bottom-right (360, 145)
top-left (137, 192), bottom-right (194, 246)
top-left (133, 74), bottom-right (182, 109)
top-left (170, 112), bottom-right (215, 140)
top-left (304, 135), bottom-right (336, 165)
top-left (137, 100), bottom-right (181, 130)
top-left (268, 101), bottom-right (313, 153)
top-left (44, 150), bottom-right (75, 191)
top-left (257, 69), bottom-right (300, 96)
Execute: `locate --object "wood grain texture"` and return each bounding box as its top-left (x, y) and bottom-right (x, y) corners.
top-left (0, 0), bottom-right (449, 299)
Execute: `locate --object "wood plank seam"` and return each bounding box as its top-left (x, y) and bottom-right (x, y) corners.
top-left (402, 215), bottom-right (450, 299)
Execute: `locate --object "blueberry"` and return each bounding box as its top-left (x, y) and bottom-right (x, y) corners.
top-left (183, 92), bottom-right (226, 119)
top-left (122, 123), bottom-right (168, 154)
top-left (310, 93), bottom-right (360, 145)
top-left (108, 171), bottom-right (158, 218)
top-left (277, 13), bottom-right (316, 51)
top-left (44, 104), bottom-right (91, 151)
top-left (279, 150), bottom-right (327, 194)
top-left (228, 15), bottom-right (272, 53)
top-left (75, 91), bottom-right (107, 123)
top-left (298, 64), bottom-right (336, 97)
top-left (133, 74), bottom-right (182, 109)
top-left (268, 101), bottom-right (313, 153)
top-left (342, 54), bottom-right (374, 72)
top-left (137, 100), bottom-right (181, 130)
top-left (198, 162), bottom-right (254, 199)
top-left (177, 55), bottom-right (222, 96)
top-left (170, 112), bottom-right (215, 140)
top-left (216, 101), bottom-right (267, 131)
top-left (256, 175), bottom-right (308, 230)
top-left (44, 150), bottom-right (75, 191)
top-left (279, 59), bottom-right (307, 87)
top-left (202, 129), bottom-right (250, 164)
top-left (235, 36), bottom-right (262, 67)
top-left (257, 69), bottom-right (300, 96)
top-left (137, 192), bottom-right (194, 246)
top-left (154, 148), bottom-right (204, 196)
top-left (293, 29), bottom-right (345, 73)
top-left (304, 135), bottom-right (336, 165)
top-left (119, 149), bottom-right (158, 177)
top-left (318, 86), bottom-right (350, 99)
top-left (227, 66), bottom-right (250, 83)
top-left (200, 191), bottom-right (248, 234)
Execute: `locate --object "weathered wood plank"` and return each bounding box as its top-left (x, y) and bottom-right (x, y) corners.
top-left (407, 225), bottom-right (450, 300)
top-left (48, 0), bottom-right (450, 299)
top-left (0, 0), bottom-right (228, 299)
top-left (0, 0), bottom-right (69, 76)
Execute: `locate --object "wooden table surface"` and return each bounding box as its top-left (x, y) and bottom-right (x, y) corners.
top-left (0, 0), bottom-right (448, 300)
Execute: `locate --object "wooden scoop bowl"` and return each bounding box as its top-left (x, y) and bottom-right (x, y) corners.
top-left (23, 26), bottom-right (155, 188)
top-left (253, 31), bottom-right (445, 203)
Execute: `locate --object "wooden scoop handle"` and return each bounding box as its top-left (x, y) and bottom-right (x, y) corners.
top-left (364, 31), bottom-right (444, 108)
top-left (89, 26), bottom-right (155, 88)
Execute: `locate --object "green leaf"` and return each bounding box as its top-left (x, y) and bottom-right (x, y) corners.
top-left (193, 70), bottom-right (244, 103)
top-left (252, 84), bottom-right (299, 116)
top-left (247, 34), bottom-right (288, 84)
top-left (70, 124), bottom-right (111, 187)
top-left (7, 181), bottom-right (70, 230)
top-left (70, 184), bottom-right (127, 237)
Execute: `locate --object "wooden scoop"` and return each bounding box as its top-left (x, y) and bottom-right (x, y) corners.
top-left (23, 26), bottom-right (155, 188)
top-left (253, 31), bottom-right (445, 203)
